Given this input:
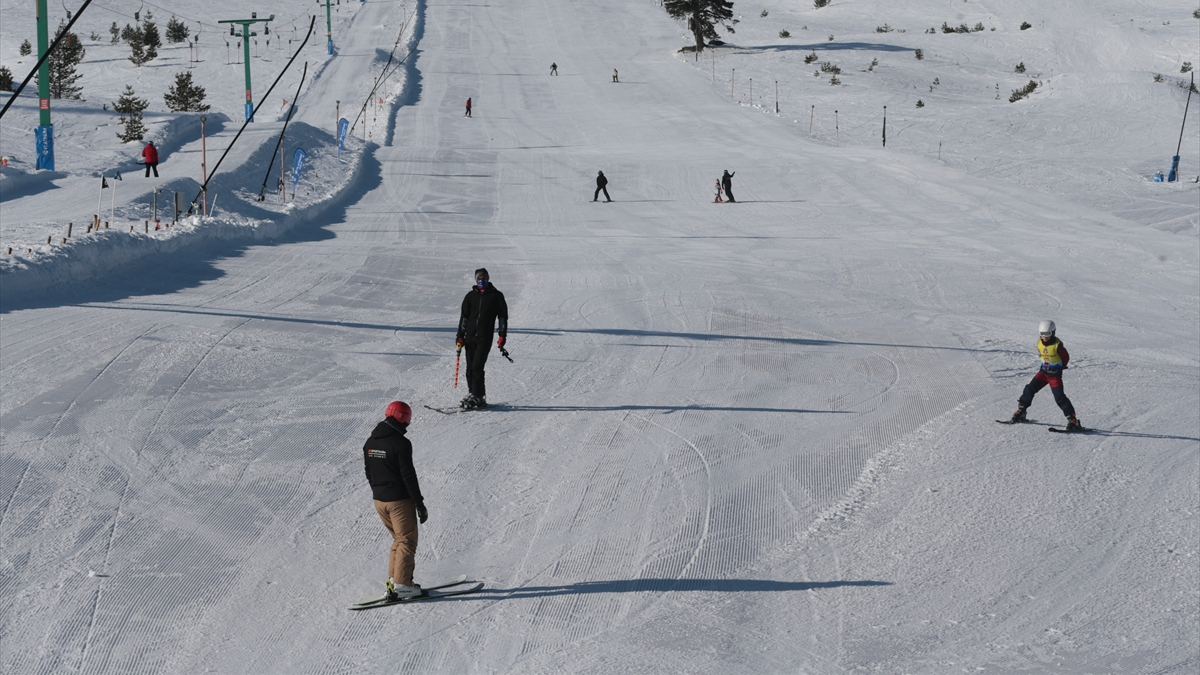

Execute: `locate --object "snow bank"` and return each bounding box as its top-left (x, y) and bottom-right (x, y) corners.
top-left (0, 129), bottom-right (369, 303)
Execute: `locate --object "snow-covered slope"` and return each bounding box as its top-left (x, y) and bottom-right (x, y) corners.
top-left (1, 1), bottom-right (1197, 673)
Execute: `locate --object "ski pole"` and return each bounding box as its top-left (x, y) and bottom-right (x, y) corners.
top-left (499, 347), bottom-right (514, 363)
top-left (454, 348), bottom-right (461, 387)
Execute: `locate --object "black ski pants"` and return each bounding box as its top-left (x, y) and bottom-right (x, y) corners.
top-left (1018, 371), bottom-right (1075, 418)
top-left (464, 337), bottom-right (492, 398)
top-left (593, 185), bottom-right (610, 201)
top-left (722, 182), bottom-right (735, 202)
top-left (145, 162), bottom-right (159, 178)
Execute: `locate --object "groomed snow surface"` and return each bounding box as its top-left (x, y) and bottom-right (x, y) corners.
top-left (1, 1), bottom-right (1198, 673)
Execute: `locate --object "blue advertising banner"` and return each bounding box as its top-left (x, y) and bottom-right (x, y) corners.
top-left (337, 118), bottom-right (349, 157)
top-left (35, 125), bottom-right (54, 171)
top-left (292, 148), bottom-right (308, 190)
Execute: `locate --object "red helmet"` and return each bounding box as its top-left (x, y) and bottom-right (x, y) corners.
top-left (385, 401), bottom-right (412, 424)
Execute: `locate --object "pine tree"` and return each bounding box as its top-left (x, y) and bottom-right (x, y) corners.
top-left (126, 24), bottom-right (149, 66)
top-left (663, 0), bottom-right (736, 52)
top-left (0, 66), bottom-right (14, 92)
top-left (47, 21), bottom-right (85, 99)
top-left (142, 19), bottom-right (161, 60)
top-left (20, 38), bottom-right (32, 56)
top-left (163, 71), bottom-right (211, 112)
top-left (166, 16), bottom-right (190, 44)
top-left (113, 85), bottom-right (149, 142)
top-left (110, 22), bottom-right (120, 43)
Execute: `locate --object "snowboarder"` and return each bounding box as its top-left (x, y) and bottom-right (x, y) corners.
top-left (1010, 320), bottom-right (1082, 430)
top-left (721, 170), bottom-right (736, 202)
top-left (142, 141), bottom-right (159, 178)
top-left (456, 268), bottom-right (508, 409)
top-left (550, 62), bottom-right (558, 75)
top-left (612, 68), bottom-right (619, 83)
top-left (464, 97), bottom-right (472, 117)
top-left (593, 170), bottom-right (611, 202)
top-left (363, 400), bottom-right (428, 601)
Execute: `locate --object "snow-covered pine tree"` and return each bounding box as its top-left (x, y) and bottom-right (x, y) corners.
top-left (110, 21), bottom-right (120, 43)
top-left (0, 66), bottom-right (14, 92)
top-left (663, 1), bottom-right (736, 52)
top-left (20, 38), bottom-right (32, 56)
top-left (47, 21), bottom-right (86, 99)
top-left (113, 85), bottom-right (149, 142)
top-left (164, 72), bottom-right (211, 112)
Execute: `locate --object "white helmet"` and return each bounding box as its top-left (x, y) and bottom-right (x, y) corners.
top-left (1038, 319), bottom-right (1056, 336)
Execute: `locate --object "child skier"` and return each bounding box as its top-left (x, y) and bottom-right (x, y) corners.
top-left (1010, 320), bottom-right (1082, 431)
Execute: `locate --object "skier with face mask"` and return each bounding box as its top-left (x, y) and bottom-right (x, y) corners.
top-left (455, 269), bottom-right (508, 409)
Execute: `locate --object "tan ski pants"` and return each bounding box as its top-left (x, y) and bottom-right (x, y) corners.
top-left (374, 499), bottom-right (419, 586)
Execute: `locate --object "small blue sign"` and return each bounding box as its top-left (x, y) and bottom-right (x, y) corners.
top-left (292, 148), bottom-right (308, 189)
top-left (35, 125), bottom-right (54, 171)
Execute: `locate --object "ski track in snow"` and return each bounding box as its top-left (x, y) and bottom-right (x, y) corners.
top-left (1, 0), bottom-right (1198, 673)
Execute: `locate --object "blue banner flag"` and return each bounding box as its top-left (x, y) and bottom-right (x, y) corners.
top-left (292, 148), bottom-right (308, 189)
top-left (35, 126), bottom-right (55, 171)
top-left (337, 118), bottom-right (349, 157)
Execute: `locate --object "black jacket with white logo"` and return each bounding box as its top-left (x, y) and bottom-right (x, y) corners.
top-left (363, 419), bottom-right (423, 503)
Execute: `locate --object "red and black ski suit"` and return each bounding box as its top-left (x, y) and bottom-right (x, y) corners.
top-left (142, 142), bottom-right (159, 177)
top-left (1018, 337), bottom-right (1076, 418)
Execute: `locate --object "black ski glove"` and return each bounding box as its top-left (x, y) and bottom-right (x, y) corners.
top-left (415, 501), bottom-right (428, 524)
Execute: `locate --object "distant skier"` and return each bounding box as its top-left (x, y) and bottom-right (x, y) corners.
top-left (363, 400), bottom-right (428, 601)
top-left (593, 170), bottom-right (611, 202)
top-left (142, 141), bottom-right (159, 178)
top-left (612, 68), bottom-right (619, 83)
top-left (721, 170), bottom-right (736, 202)
top-left (1009, 320), bottom-right (1082, 430)
top-left (550, 62), bottom-right (558, 75)
top-left (456, 268), bottom-right (508, 409)
top-left (465, 97), bottom-right (472, 117)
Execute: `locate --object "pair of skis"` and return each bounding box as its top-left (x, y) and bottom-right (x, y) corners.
top-left (424, 403), bottom-right (505, 415)
top-left (350, 575), bottom-right (484, 611)
top-left (995, 418), bottom-right (1090, 433)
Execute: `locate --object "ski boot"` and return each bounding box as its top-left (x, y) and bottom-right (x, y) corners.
top-left (1010, 405), bottom-right (1028, 423)
top-left (384, 578), bottom-right (399, 602)
top-left (393, 583), bottom-right (423, 600)
top-left (460, 394), bottom-right (478, 410)
top-left (474, 396), bottom-right (488, 409)
top-left (1064, 416), bottom-right (1082, 432)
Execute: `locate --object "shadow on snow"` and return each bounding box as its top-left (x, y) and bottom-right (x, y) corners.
top-left (461, 578), bottom-right (892, 600)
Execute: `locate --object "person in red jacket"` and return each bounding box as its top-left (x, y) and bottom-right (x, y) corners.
top-left (464, 97), bottom-right (472, 117)
top-left (142, 141), bottom-right (159, 177)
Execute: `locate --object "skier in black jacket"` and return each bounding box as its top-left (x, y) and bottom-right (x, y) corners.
top-left (456, 268), bottom-right (508, 409)
top-left (363, 401), bottom-right (428, 601)
top-left (593, 171), bottom-right (612, 202)
top-left (721, 170), bottom-right (736, 202)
